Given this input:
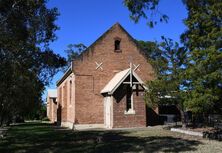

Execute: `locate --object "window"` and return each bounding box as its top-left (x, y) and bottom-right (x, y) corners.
top-left (126, 85), bottom-right (132, 111)
top-left (125, 85), bottom-right (135, 114)
top-left (59, 87), bottom-right (62, 104)
top-left (62, 86), bottom-right (65, 107)
top-left (114, 40), bottom-right (121, 51)
top-left (69, 80), bottom-right (72, 105)
top-left (52, 98), bottom-right (57, 104)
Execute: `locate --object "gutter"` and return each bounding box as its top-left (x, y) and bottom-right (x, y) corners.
top-left (56, 65), bottom-right (72, 86)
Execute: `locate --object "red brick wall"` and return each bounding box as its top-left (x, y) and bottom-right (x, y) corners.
top-left (49, 98), bottom-right (57, 122)
top-left (112, 84), bottom-right (146, 128)
top-left (66, 74), bottom-right (75, 123)
top-left (72, 23), bottom-right (154, 125)
top-left (52, 99), bottom-right (57, 122)
top-left (47, 98), bottom-right (52, 121)
top-left (47, 96), bottom-right (57, 123)
top-left (57, 74), bottom-right (76, 125)
top-left (61, 82), bottom-right (67, 122)
top-left (75, 75), bottom-right (101, 123)
top-left (57, 87), bottom-right (62, 123)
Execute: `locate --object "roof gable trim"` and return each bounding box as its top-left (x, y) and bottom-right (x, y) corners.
top-left (101, 69), bottom-right (147, 95)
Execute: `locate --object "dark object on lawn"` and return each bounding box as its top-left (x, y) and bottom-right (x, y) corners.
top-left (203, 129), bottom-right (222, 141)
top-left (96, 136), bottom-right (103, 143)
top-left (208, 114), bottom-right (222, 128)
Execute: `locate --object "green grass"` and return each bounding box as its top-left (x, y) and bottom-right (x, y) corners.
top-left (0, 122), bottom-right (221, 153)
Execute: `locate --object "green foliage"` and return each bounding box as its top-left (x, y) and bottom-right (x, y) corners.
top-left (137, 40), bottom-right (167, 75)
top-left (139, 38), bottom-right (188, 126)
top-left (181, 0), bottom-right (222, 114)
top-left (123, 0), bottom-right (168, 28)
top-left (125, 0), bottom-right (222, 115)
top-left (64, 43), bottom-right (87, 67)
top-left (138, 38), bottom-right (188, 110)
top-left (0, 0), bottom-right (66, 125)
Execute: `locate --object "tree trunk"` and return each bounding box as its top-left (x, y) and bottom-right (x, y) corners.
top-left (176, 105), bottom-right (187, 128)
top-left (180, 110), bottom-right (187, 128)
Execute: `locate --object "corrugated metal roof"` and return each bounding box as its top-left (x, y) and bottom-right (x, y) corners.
top-left (47, 89), bottom-right (57, 98)
top-left (101, 68), bottom-right (147, 94)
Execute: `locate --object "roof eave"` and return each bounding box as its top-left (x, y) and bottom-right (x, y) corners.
top-left (109, 70), bottom-right (130, 94)
top-left (56, 66), bottom-right (72, 86)
top-left (101, 69), bottom-right (148, 95)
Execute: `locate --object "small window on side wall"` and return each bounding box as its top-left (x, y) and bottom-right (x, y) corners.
top-left (69, 80), bottom-right (72, 105)
top-left (114, 39), bottom-right (121, 52)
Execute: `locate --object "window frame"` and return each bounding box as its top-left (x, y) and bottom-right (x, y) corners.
top-left (69, 80), bottom-right (72, 105)
top-left (114, 37), bottom-right (122, 52)
top-left (124, 85), bottom-right (135, 114)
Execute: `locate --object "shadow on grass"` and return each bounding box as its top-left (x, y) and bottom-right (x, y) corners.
top-left (0, 122), bottom-right (203, 153)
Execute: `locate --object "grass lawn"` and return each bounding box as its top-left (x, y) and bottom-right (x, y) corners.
top-left (0, 122), bottom-right (221, 153)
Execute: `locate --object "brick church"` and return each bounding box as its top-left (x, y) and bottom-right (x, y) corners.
top-left (48, 23), bottom-right (155, 129)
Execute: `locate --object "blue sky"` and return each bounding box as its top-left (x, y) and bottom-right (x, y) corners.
top-left (43, 0), bottom-right (188, 101)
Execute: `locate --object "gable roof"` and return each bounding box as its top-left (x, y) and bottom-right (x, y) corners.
top-left (73, 22), bottom-right (148, 64)
top-left (57, 22), bottom-right (149, 86)
top-left (101, 68), bottom-right (147, 95)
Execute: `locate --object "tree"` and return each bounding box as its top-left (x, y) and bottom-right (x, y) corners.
top-left (137, 40), bottom-right (167, 75)
top-left (64, 43), bottom-right (87, 68)
top-left (0, 0), bottom-right (66, 126)
top-left (124, 0), bottom-right (168, 28)
top-left (125, 0), bottom-right (222, 123)
top-left (138, 38), bottom-right (188, 127)
top-left (181, 0), bottom-right (222, 116)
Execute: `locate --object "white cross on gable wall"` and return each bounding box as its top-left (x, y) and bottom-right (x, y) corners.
top-left (95, 61), bottom-right (103, 70)
top-left (129, 62), bottom-right (141, 87)
top-left (127, 56), bottom-right (140, 72)
top-left (133, 64), bottom-right (140, 72)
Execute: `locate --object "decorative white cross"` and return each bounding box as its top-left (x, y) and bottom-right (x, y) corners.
top-left (133, 64), bottom-right (140, 72)
top-left (95, 61), bottom-right (103, 70)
